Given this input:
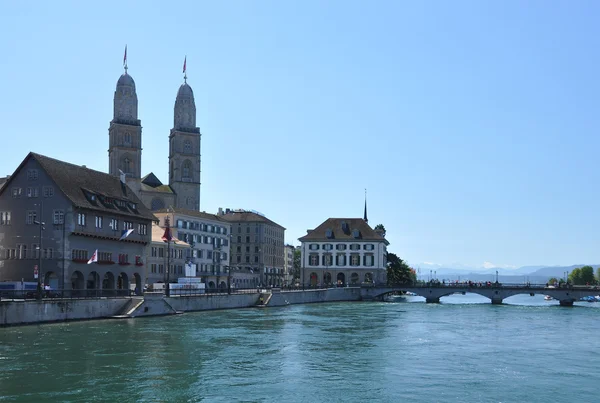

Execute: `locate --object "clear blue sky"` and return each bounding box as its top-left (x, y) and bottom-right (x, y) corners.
top-left (1, 1), bottom-right (598, 269)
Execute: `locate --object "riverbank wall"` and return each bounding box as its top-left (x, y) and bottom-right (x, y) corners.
top-left (268, 288), bottom-right (361, 306)
top-left (0, 298), bottom-right (131, 327)
top-left (0, 288), bottom-right (364, 327)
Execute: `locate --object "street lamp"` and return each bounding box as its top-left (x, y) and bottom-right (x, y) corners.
top-left (33, 202), bottom-right (45, 300)
top-left (226, 265), bottom-right (231, 294)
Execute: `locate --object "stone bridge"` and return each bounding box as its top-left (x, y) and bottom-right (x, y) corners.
top-left (361, 284), bottom-right (600, 307)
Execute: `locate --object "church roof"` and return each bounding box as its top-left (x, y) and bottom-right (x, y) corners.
top-left (140, 183), bottom-right (173, 194)
top-left (1, 152), bottom-right (156, 222)
top-left (177, 83), bottom-right (194, 100)
top-left (117, 72), bottom-right (136, 89)
top-left (141, 172), bottom-right (163, 188)
top-left (298, 218), bottom-right (388, 244)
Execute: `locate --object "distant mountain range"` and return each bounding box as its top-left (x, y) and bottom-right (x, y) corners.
top-left (413, 263), bottom-right (600, 284)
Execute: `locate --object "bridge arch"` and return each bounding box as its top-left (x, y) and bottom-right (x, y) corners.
top-left (363, 285), bottom-right (594, 306)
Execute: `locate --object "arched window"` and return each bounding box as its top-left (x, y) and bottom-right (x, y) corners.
top-left (182, 160), bottom-right (192, 180)
top-left (120, 155), bottom-right (133, 174)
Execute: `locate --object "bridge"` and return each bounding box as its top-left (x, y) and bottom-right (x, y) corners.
top-left (360, 283), bottom-right (600, 306)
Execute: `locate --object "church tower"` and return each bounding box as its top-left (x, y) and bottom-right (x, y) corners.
top-left (169, 62), bottom-right (201, 210)
top-left (108, 52), bottom-right (142, 179)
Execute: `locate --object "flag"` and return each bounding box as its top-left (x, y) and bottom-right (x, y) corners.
top-left (183, 56), bottom-right (186, 74)
top-left (123, 45), bottom-right (127, 67)
top-left (119, 228), bottom-right (134, 241)
top-left (162, 226), bottom-right (172, 242)
top-left (87, 249), bottom-right (98, 264)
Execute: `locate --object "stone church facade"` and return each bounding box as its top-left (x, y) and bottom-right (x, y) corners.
top-left (107, 67), bottom-right (201, 212)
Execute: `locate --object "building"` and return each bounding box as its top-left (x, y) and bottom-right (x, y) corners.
top-left (107, 61), bottom-right (201, 212)
top-left (283, 244), bottom-right (295, 286)
top-left (218, 208), bottom-right (286, 287)
top-left (0, 152), bottom-right (156, 294)
top-left (153, 208), bottom-right (232, 290)
top-left (146, 224), bottom-right (190, 286)
top-left (298, 218), bottom-right (389, 287)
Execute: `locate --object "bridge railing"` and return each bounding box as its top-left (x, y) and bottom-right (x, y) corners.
top-left (372, 282), bottom-right (600, 291)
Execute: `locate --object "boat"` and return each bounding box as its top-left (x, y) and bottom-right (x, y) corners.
top-left (544, 295), bottom-right (553, 301)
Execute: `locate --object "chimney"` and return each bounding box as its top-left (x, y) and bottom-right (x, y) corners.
top-left (218, 207), bottom-right (223, 216)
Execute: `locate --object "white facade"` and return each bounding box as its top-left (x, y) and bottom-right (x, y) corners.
top-left (301, 241), bottom-right (387, 271)
top-left (154, 210), bottom-right (231, 289)
top-left (298, 218), bottom-right (389, 287)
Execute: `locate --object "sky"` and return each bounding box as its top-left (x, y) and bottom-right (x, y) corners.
top-left (1, 1), bottom-right (599, 270)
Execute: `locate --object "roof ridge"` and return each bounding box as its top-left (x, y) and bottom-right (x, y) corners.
top-left (32, 152), bottom-right (106, 175)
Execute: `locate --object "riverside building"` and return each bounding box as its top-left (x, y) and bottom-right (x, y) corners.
top-left (217, 208), bottom-right (286, 287)
top-left (298, 218), bottom-right (389, 287)
top-left (0, 152), bottom-right (155, 294)
top-left (153, 208), bottom-right (232, 290)
top-left (146, 224), bottom-right (190, 286)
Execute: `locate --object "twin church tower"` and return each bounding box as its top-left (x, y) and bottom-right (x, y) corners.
top-left (107, 55), bottom-right (201, 212)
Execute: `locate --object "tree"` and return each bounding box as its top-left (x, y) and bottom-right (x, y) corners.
top-left (568, 266), bottom-right (595, 285)
top-left (548, 277), bottom-right (559, 285)
top-left (386, 252), bottom-right (413, 285)
top-left (374, 224), bottom-right (386, 237)
top-left (597, 267), bottom-right (600, 284)
top-left (292, 249), bottom-right (301, 282)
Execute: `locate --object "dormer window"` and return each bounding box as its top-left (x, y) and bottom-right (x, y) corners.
top-left (82, 189), bottom-right (98, 205)
top-left (341, 221), bottom-right (348, 232)
top-left (352, 229), bottom-right (360, 238)
top-left (325, 228), bottom-right (333, 239)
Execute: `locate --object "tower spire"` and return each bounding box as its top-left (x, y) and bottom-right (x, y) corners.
top-left (364, 189), bottom-right (368, 223)
top-left (123, 45), bottom-right (128, 74)
top-left (183, 55), bottom-right (187, 83)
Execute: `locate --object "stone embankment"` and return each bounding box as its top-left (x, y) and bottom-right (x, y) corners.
top-left (0, 288), bottom-right (363, 327)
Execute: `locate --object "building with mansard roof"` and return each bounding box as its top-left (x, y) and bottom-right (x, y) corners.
top-left (108, 63), bottom-right (202, 213)
top-left (298, 217), bottom-right (389, 287)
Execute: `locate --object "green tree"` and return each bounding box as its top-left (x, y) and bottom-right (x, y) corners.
top-left (548, 277), bottom-right (559, 285)
top-left (374, 224), bottom-right (386, 237)
top-left (386, 252), bottom-right (413, 285)
top-left (292, 248), bottom-right (301, 282)
top-left (597, 267), bottom-right (600, 284)
top-left (568, 266), bottom-right (595, 285)
top-left (580, 266), bottom-right (595, 284)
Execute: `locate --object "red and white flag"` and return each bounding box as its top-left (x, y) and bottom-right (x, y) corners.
top-left (123, 45), bottom-right (128, 67)
top-left (183, 56), bottom-right (186, 74)
top-left (87, 249), bottom-right (98, 264)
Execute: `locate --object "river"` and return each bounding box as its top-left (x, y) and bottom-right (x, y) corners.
top-left (1, 294), bottom-right (599, 402)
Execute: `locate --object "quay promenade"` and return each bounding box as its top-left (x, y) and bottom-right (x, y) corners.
top-left (2, 283), bottom-right (599, 326)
